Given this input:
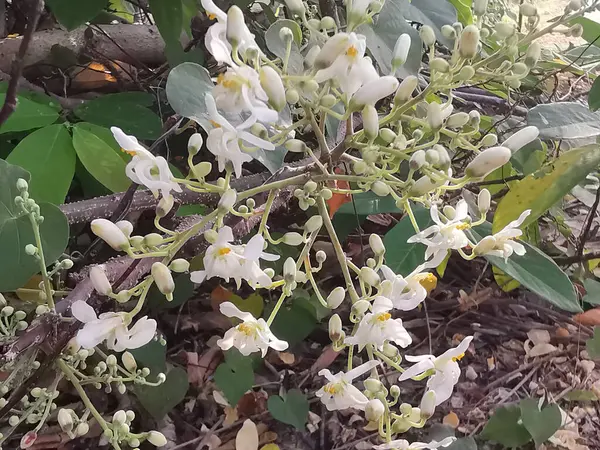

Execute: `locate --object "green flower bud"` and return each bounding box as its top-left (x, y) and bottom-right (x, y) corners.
top-left (305, 215), bottom-right (323, 233)
top-left (430, 57), bottom-right (449, 73)
top-left (419, 25), bottom-right (436, 47)
top-left (170, 258), bottom-right (190, 273)
top-left (187, 133), bottom-right (203, 155)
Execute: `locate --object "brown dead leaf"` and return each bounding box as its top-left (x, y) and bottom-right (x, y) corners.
top-left (180, 311), bottom-right (231, 332)
top-left (186, 347), bottom-right (222, 387)
top-left (71, 61), bottom-right (135, 90)
top-left (366, 214), bottom-right (394, 226)
top-left (527, 329), bottom-right (551, 345)
top-left (211, 285), bottom-right (233, 310)
top-left (223, 406), bottom-right (238, 426)
top-left (574, 308), bottom-right (600, 326)
top-left (310, 345), bottom-right (341, 373)
top-left (487, 356), bottom-right (496, 371)
top-left (277, 352), bottom-right (295, 365)
top-left (457, 287), bottom-right (492, 312)
top-left (443, 411), bottom-right (460, 429)
top-left (237, 390), bottom-right (268, 418)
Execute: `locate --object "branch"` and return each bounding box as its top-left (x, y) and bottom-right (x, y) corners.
top-left (0, 0), bottom-right (44, 127)
top-left (554, 251), bottom-right (600, 265)
top-left (576, 187), bottom-right (600, 260)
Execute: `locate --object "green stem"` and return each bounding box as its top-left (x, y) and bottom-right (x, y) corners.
top-left (28, 214), bottom-right (55, 310)
top-left (266, 291), bottom-right (288, 326)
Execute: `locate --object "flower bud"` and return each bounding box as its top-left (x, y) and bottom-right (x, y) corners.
top-left (473, 0), bottom-right (488, 15)
top-left (394, 75), bottom-right (418, 104)
top-left (151, 263), bottom-right (175, 299)
top-left (157, 195), bottom-right (174, 218)
top-left (420, 391), bottom-right (436, 419)
top-left (446, 112), bottom-right (470, 129)
top-left (17, 178), bottom-right (28, 192)
top-left (304, 45), bottom-right (321, 69)
top-left (316, 250), bottom-right (327, 263)
top-left (90, 265), bottom-right (112, 296)
top-left (284, 257), bottom-right (296, 283)
top-left (430, 57), bottom-right (449, 73)
top-left (115, 220), bottom-right (133, 238)
top-left (121, 351), bottom-right (137, 372)
top-left (365, 399), bottom-right (385, 422)
top-left (473, 235), bottom-right (498, 256)
top-left (329, 313), bottom-right (343, 341)
top-left (392, 33), bottom-right (411, 68)
top-left (409, 150), bottom-right (427, 170)
top-left (465, 146), bottom-right (512, 179)
top-left (352, 300), bottom-right (371, 316)
top-left (369, 234), bottom-right (385, 255)
top-left (495, 21), bottom-right (515, 39)
top-left (91, 219), bottom-right (130, 251)
top-left (419, 25), bottom-right (436, 47)
top-left (260, 66), bottom-right (286, 112)
top-left (327, 287), bottom-right (345, 309)
top-left (459, 25), bottom-right (479, 59)
top-left (469, 110), bottom-right (481, 126)
top-left (362, 105), bottom-right (379, 140)
top-left (425, 149), bottom-right (440, 165)
top-left (73, 422), bottom-right (89, 437)
top-left (480, 133), bottom-right (498, 147)
top-left (512, 62), bottom-right (529, 78)
top-left (279, 27), bottom-right (294, 44)
top-left (188, 133), bottom-right (203, 155)
top-left (410, 175), bottom-right (445, 196)
top-left (169, 258), bottom-right (190, 273)
top-left (218, 189), bottom-right (237, 211)
top-left (441, 24), bottom-right (456, 40)
top-left (520, 3), bottom-right (537, 17)
top-left (226, 6), bottom-right (247, 45)
top-left (458, 65), bottom-right (475, 81)
top-left (371, 181), bottom-right (390, 197)
top-left (360, 266), bottom-right (380, 286)
top-left (319, 15), bottom-right (335, 29)
top-left (364, 378), bottom-right (384, 393)
top-left (433, 144), bottom-right (451, 170)
top-left (25, 244), bottom-right (37, 256)
top-left (285, 139), bottom-right (308, 153)
top-left (501, 126), bottom-right (539, 153)
top-left (283, 0), bottom-right (306, 17)
top-left (315, 33), bottom-right (350, 70)
top-left (281, 232), bottom-right (304, 246)
top-left (147, 430), bottom-right (168, 447)
top-left (305, 215), bottom-right (323, 233)
top-left (565, 0), bottom-right (581, 13)
top-left (477, 188), bottom-right (491, 213)
top-left (112, 410), bottom-right (127, 425)
top-left (351, 76), bottom-right (399, 109)
top-left (525, 42), bottom-right (541, 68)
top-left (427, 102), bottom-right (444, 130)
top-left (58, 409), bottom-right (73, 432)
top-left (144, 233), bottom-right (163, 247)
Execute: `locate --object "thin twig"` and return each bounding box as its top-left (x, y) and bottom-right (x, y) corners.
top-left (0, 0), bottom-right (44, 127)
top-left (577, 186), bottom-right (600, 259)
top-left (555, 251), bottom-right (600, 265)
top-left (170, 417), bottom-right (224, 450)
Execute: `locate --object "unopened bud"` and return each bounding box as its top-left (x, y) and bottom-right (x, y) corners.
top-left (427, 102), bottom-right (444, 130)
top-left (446, 112), bottom-right (470, 129)
top-left (305, 215), bottom-right (323, 233)
top-left (362, 105), bottom-right (379, 140)
top-left (379, 128), bottom-right (396, 143)
top-left (441, 24), bottom-right (456, 40)
top-left (465, 146), bottom-right (512, 179)
top-left (17, 178), bottom-right (28, 192)
top-left (122, 351), bottom-right (137, 372)
top-left (392, 33), bottom-right (411, 69)
top-left (58, 409), bottom-right (73, 432)
top-left (320, 16), bottom-right (335, 29)
top-left (360, 266), bottom-right (380, 286)
top-left (144, 233), bottom-right (163, 247)
top-left (226, 6), bottom-right (247, 45)
top-left (420, 391), bottom-right (436, 419)
top-left (260, 66), bottom-right (286, 112)
top-left (419, 25), bottom-right (436, 47)
top-left (369, 234), bottom-right (385, 255)
top-left (382, 342), bottom-right (399, 358)
top-left (371, 181), bottom-right (390, 197)
top-left (315, 33), bottom-right (350, 70)
top-left (351, 76), bottom-right (399, 109)
top-left (365, 399), bottom-right (385, 422)
top-left (112, 410), bottom-right (127, 425)
top-left (284, 257), bottom-right (296, 283)
top-left (458, 65), bottom-right (475, 81)
top-left (218, 189), bottom-right (237, 211)
top-left (90, 266), bottom-right (112, 296)
top-left (459, 25), bottom-right (480, 59)
top-left (474, 0), bottom-right (488, 15)
top-left (409, 150), bottom-right (427, 170)
top-left (425, 149), bottom-right (440, 165)
top-left (520, 3), bottom-right (537, 17)
top-left (410, 175), bottom-right (444, 196)
top-left (188, 133), bottom-right (203, 155)
top-left (525, 42), bottom-right (541, 68)
top-left (430, 57), bottom-right (449, 73)
top-left (151, 263), bottom-right (174, 299)
top-left (147, 430), bottom-right (168, 447)
top-left (157, 195), bottom-right (174, 218)
top-left (91, 219), bottom-right (130, 251)
top-left (25, 244), bottom-right (37, 256)
top-left (501, 126), bottom-right (539, 153)
top-left (364, 378), bottom-right (383, 393)
top-left (495, 21), bottom-right (515, 39)
top-left (285, 139), bottom-right (307, 153)
top-left (481, 133), bottom-right (498, 147)
top-left (478, 189), bottom-right (491, 213)
top-left (283, 0), bottom-right (306, 17)
top-left (394, 76), bottom-right (418, 104)
top-left (170, 258), bottom-right (190, 273)
top-left (434, 144), bottom-right (451, 170)
top-left (327, 287), bottom-right (345, 309)
top-left (192, 161), bottom-right (212, 179)
top-left (328, 313), bottom-right (343, 341)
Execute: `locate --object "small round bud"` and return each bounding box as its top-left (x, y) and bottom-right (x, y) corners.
top-left (9, 415), bottom-right (20, 426)
top-left (360, 267), bottom-right (380, 286)
top-left (75, 422), bottom-right (90, 437)
top-left (458, 65), bottom-right (475, 81)
top-left (481, 133), bottom-right (498, 147)
top-left (204, 229), bottom-right (218, 244)
top-left (478, 188), bottom-right (491, 213)
top-left (327, 287), bottom-right (345, 309)
top-left (279, 26), bottom-right (294, 43)
top-left (520, 3), bottom-right (537, 17)
top-left (441, 24), bottom-right (456, 40)
top-left (365, 399), bottom-right (385, 422)
top-left (409, 150), bottom-right (427, 170)
top-left (283, 0), bottom-right (306, 17)
top-left (147, 430), bottom-right (168, 447)
top-left (106, 354), bottom-right (118, 367)
top-left (218, 189), bottom-right (237, 211)
top-left (379, 128), bottom-right (396, 143)
top-left (286, 89), bottom-right (299, 104)
top-left (382, 342), bottom-right (399, 358)
top-left (61, 259), bottom-right (74, 269)
top-left (144, 233), bottom-right (163, 247)
top-left (115, 290), bottom-right (131, 303)
top-left (321, 188), bottom-right (333, 200)
top-left (369, 234), bottom-right (385, 255)
top-left (282, 232), bottom-right (304, 246)
top-left (2, 306), bottom-right (14, 317)
top-left (192, 161), bottom-right (212, 179)
top-left (320, 94), bottom-right (337, 108)
top-left (130, 235), bottom-right (144, 249)
top-left (328, 314), bottom-right (343, 341)
top-left (315, 250), bottom-right (327, 263)
top-left (284, 257), bottom-right (297, 283)
top-left (16, 178), bottom-right (28, 192)
top-left (364, 378), bottom-right (384, 393)
top-left (305, 215), bottom-right (323, 233)
top-left (371, 181), bottom-right (390, 197)
top-left (285, 139), bottom-right (308, 153)
top-left (112, 410), bottom-right (127, 425)
top-left (320, 16), bottom-right (335, 30)
top-left (494, 21), bottom-right (515, 39)
top-left (419, 25), bottom-right (436, 47)
top-left (25, 244), bottom-right (37, 256)
top-left (430, 57), bottom-right (449, 73)
top-left (446, 112), bottom-right (470, 129)
top-left (188, 133), bottom-right (203, 155)
top-left (353, 160), bottom-right (367, 174)
top-left (525, 42), bottom-right (541, 68)
top-left (390, 385), bottom-right (401, 398)
top-left (170, 258), bottom-right (190, 273)
top-left (474, 0), bottom-right (488, 15)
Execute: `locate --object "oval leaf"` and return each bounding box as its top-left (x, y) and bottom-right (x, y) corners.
top-left (0, 94), bottom-right (60, 134)
top-left (166, 62), bottom-right (214, 122)
top-left (267, 389), bottom-right (309, 430)
top-left (527, 102), bottom-right (600, 140)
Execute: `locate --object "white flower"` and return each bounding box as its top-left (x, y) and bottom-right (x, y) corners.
top-left (373, 437), bottom-right (456, 450)
top-left (380, 264), bottom-right (437, 311)
top-left (351, 75), bottom-right (399, 108)
top-left (91, 219), bottom-right (130, 251)
top-left (398, 336), bottom-right (473, 405)
top-left (217, 302), bottom-right (288, 356)
top-left (71, 301), bottom-right (156, 352)
top-left (465, 146), bottom-right (512, 179)
top-left (205, 94), bottom-right (275, 177)
top-left (392, 33), bottom-right (411, 68)
top-left (474, 210), bottom-right (530, 261)
top-left (89, 265), bottom-right (112, 296)
top-left (407, 200), bottom-right (471, 265)
top-left (111, 127), bottom-right (182, 200)
top-left (501, 126), bottom-right (539, 153)
top-left (316, 360), bottom-right (379, 411)
top-left (190, 227), bottom-right (277, 288)
top-left (314, 33), bottom-right (378, 96)
top-left (345, 297), bottom-right (412, 350)
top-left (213, 66), bottom-right (278, 124)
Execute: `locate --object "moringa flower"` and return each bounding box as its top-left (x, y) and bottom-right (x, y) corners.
top-left (316, 360), bottom-right (380, 411)
top-left (373, 437), bottom-right (456, 450)
top-left (474, 210), bottom-right (530, 261)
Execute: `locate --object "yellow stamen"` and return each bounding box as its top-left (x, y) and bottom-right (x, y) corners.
top-left (324, 383), bottom-right (342, 394)
top-left (217, 247), bottom-right (231, 256)
top-left (455, 223), bottom-right (471, 231)
top-left (414, 273), bottom-right (438, 293)
top-left (237, 323), bottom-right (255, 335)
top-left (120, 148), bottom-right (137, 156)
top-left (452, 353), bottom-right (465, 362)
top-left (216, 73), bottom-right (238, 89)
top-left (209, 120), bottom-right (221, 128)
top-left (376, 312), bottom-right (391, 322)
top-left (346, 46), bottom-right (358, 58)
top-left (208, 12), bottom-right (216, 20)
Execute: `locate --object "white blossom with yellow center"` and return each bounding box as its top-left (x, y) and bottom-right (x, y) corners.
top-left (379, 264), bottom-right (439, 311)
top-left (217, 302), bottom-right (288, 356)
top-left (345, 296), bottom-right (412, 350)
top-left (398, 336), bottom-right (473, 406)
top-left (316, 360), bottom-right (380, 411)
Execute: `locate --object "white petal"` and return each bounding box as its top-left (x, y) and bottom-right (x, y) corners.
top-left (219, 302), bottom-right (256, 321)
top-left (126, 317), bottom-right (157, 349)
top-left (71, 301), bottom-right (98, 323)
top-left (236, 419), bottom-right (259, 450)
top-left (344, 359), bottom-right (380, 382)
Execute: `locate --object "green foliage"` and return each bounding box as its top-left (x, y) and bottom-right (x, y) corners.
top-left (148, 0), bottom-right (186, 65)
top-left (583, 278), bottom-right (600, 305)
top-left (569, 17), bottom-right (600, 49)
top-left (108, 0), bottom-right (135, 22)
top-left (214, 350), bottom-right (255, 405)
top-left (0, 94), bottom-right (60, 134)
top-left (472, 224), bottom-right (580, 312)
top-left (268, 389), bottom-right (309, 430)
top-left (6, 124), bottom-right (75, 204)
top-left (384, 207), bottom-right (434, 276)
top-left (520, 399), bottom-right (562, 448)
top-left (565, 389), bottom-right (599, 401)
top-left (72, 125), bottom-right (132, 193)
top-left (148, 274), bottom-right (195, 310)
top-left (130, 339), bottom-right (167, 381)
top-left (46, 0), bottom-right (107, 30)
top-left (74, 92), bottom-right (162, 140)
top-left (586, 327), bottom-right (600, 359)
top-left (135, 366), bottom-right (189, 419)
top-left (0, 160), bottom-right (69, 291)
top-left (228, 292), bottom-right (265, 319)
top-left (448, 0), bottom-right (473, 25)
top-left (265, 20), bottom-right (304, 73)
top-left (269, 300), bottom-right (318, 346)
top-left (589, 77), bottom-right (600, 112)
top-left (493, 146), bottom-right (600, 233)
top-left (510, 139), bottom-right (546, 176)
top-left (480, 405), bottom-right (534, 448)
top-left (527, 102), bottom-right (600, 140)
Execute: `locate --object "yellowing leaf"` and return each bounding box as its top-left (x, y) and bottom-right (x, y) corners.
top-left (236, 420), bottom-right (259, 450)
top-left (443, 411), bottom-right (460, 429)
top-left (260, 445), bottom-right (280, 450)
top-left (493, 266), bottom-right (520, 292)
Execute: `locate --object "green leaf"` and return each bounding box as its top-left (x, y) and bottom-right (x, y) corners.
top-left (108, 0), bottom-right (135, 22)
top-left (586, 327), bottom-right (600, 359)
top-left (384, 207), bottom-right (434, 276)
top-left (570, 17), bottom-right (600, 49)
top-left (75, 122), bottom-right (128, 158)
top-left (482, 162), bottom-right (517, 195)
top-left (269, 300), bottom-right (318, 346)
top-left (493, 146), bottom-right (600, 232)
top-left (148, 0), bottom-right (186, 65)
top-left (166, 63), bottom-right (214, 123)
top-left (74, 93), bottom-right (161, 140)
top-left (6, 124), bottom-right (76, 204)
top-left (565, 389), bottom-right (599, 401)
top-left (135, 366), bottom-right (189, 419)
top-left (0, 94), bottom-right (60, 134)
top-left (129, 339), bottom-right (167, 381)
top-left (265, 20), bottom-right (304, 73)
top-left (267, 389), bottom-right (309, 430)
top-left (448, 0), bottom-right (473, 25)
top-left (589, 77), bottom-right (600, 112)
top-left (510, 139), bottom-right (546, 176)
top-left (480, 405), bottom-right (532, 448)
top-left (472, 224), bottom-right (581, 312)
top-left (148, 274), bottom-right (195, 310)
top-left (520, 399), bottom-right (562, 448)
top-left (0, 160), bottom-right (69, 291)
top-left (293, 289), bottom-right (330, 321)
top-left (336, 191), bottom-right (400, 216)
top-left (214, 351), bottom-right (255, 405)
top-left (72, 125), bottom-right (132, 193)
top-left (46, 0), bottom-right (107, 30)
top-left (583, 278), bottom-right (600, 305)
top-left (527, 102), bottom-right (600, 140)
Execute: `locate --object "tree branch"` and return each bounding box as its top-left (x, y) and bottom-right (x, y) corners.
top-left (0, 0), bottom-right (44, 127)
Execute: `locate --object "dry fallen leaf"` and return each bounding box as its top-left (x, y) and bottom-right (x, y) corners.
top-left (527, 329), bottom-right (551, 345)
top-left (186, 347), bottom-right (222, 387)
top-left (237, 390), bottom-right (268, 418)
top-left (277, 352), bottom-right (295, 365)
top-left (574, 308), bottom-right (600, 326)
top-left (443, 411), bottom-right (460, 429)
top-left (211, 285), bottom-right (233, 310)
top-left (457, 287), bottom-right (493, 312)
top-left (487, 356), bottom-right (496, 371)
top-left (224, 406), bottom-right (239, 426)
top-left (236, 420), bottom-right (259, 450)
top-left (310, 345), bottom-right (341, 373)
top-left (527, 343), bottom-right (558, 357)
